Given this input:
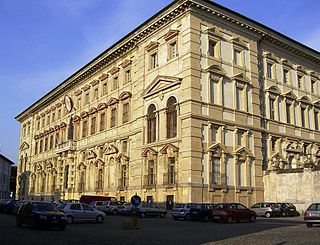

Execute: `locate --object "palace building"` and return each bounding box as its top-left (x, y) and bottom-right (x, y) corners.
top-left (16, 0), bottom-right (320, 209)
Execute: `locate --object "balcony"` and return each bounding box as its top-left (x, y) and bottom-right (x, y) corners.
top-left (144, 174), bottom-right (156, 188)
top-left (118, 177), bottom-right (128, 191)
top-left (56, 140), bottom-right (76, 153)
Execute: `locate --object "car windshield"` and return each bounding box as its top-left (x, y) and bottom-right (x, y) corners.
top-left (213, 204), bottom-right (225, 209)
top-left (32, 202), bottom-right (57, 211)
top-left (174, 204), bottom-right (186, 208)
top-left (57, 203), bottom-right (67, 209)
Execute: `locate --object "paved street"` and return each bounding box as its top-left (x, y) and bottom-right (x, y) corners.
top-left (0, 213), bottom-right (319, 245)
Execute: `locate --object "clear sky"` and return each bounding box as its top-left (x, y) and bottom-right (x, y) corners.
top-left (1, 0), bottom-right (320, 164)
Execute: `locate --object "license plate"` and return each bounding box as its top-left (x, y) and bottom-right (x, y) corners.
top-left (192, 211), bottom-right (198, 214)
top-left (213, 216), bottom-right (220, 219)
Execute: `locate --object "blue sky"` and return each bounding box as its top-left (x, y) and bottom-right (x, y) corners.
top-left (1, 0), bottom-right (319, 164)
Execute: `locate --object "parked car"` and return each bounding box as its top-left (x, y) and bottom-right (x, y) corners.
top-left (79, 195), bottom-right (117, 205)
top-left (12, 200), bottom-right (28, 215)
top-left (2, 200), bottom-right (18, 214)
top-left (0, 199), bottom-right (10, 213)
top-left (278, 203), bottom-right (300, 217)
top-left (16, 201), bottom-right (67, 230)
top-left (133, 202), bottom-right (167, 218)
top-left (304, 203), bottom-right (320, 227)
top-left (89, 200), bottom-right (122, 215)
top-left (171, 203), bottom-right (194, 220)
top-left (212, 203), bottom-right (257, 223)
top-left (250, 202), bottom-right (281, 218)
top-left (58, 203), bottom-right (106, 224)
top-left (118, 203), bottom-right (133, 215)
top-left (189, 203), bottom-right (215, 221)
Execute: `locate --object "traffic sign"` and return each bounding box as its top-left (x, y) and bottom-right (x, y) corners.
top-left (131, 194), bottom-right (141, 206)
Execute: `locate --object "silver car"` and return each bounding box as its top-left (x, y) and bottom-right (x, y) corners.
top-left (250, 202), bottom-right (281, 218)
top-left (58, 203), bottom-right (106, 224)
top-left (304, 203), bottom-right (320, 227)
top-left (89, 201), bottom-right (122, 215)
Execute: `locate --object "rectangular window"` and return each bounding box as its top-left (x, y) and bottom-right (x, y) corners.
top-left (286, 103), bottom-right (291, 124)
top-left (125, 70), bottom-right (131, 84)
top-left (113, 77), bottom-right (118, 91)
top-left (85, 93), bottom-right (89, 105)
top-left (301, 107), bottom-right (306, 127)
top-left (269, 97), bottom-right (275, 120)
top-left (234, 49), bottom-right (241, 66)
top-left (168, 157), bottom-right (175, 184)
top-left (78, 97), bottom-right (81, 109)
top-left (52, 113), bottom-right (55, 122)
top-left (39, 140), bottom-right (43, 153)
top-left (37, 120), bottom-right (40, 130)
top-left (102, 83), bottom-right (108, 96)
top-left (111, 108), bottom-right (117, 128)
top-left (208, 40), bottom-right (216, 57)
top-left (297, 75), bottom-right (303, 89)
top-left (44, 138), bottom-right (48, 151)
top-left (236, 87), bottom-right (243, 110)
top-left (50, 135), bottom-right (53, 149)
top-left (150, 52), bottom-right (158, 69)
top-left (122, 140), bottom-right (128, 153)
top-left (35, 142), bottom-right (38, 155)
top-left (91, 117), bottom-right (96, 135)
top-left (169, 41), bottom-right (177, 59)
top-left (315, 111), bottom-right (319, 130)
top-left (94, 88), bottom-right (99, 100)
top-left (47, 115), bottom-right (50, 125)
top-left (100, 113), bottom-right (105, 131)
top-left (211, 157), bottom-right (221, 185)
top-left (237, 130), bottom-right (244, 146)
top-left (267, 63), bottom-right (273, 79)
top-left (283, 69), bottom-right (289, 83)
top-left (123, 103), bottom-right (129, 123)
top-left (271, 137), bottom-right (277, 152)
top-left (82, 120), bottom-right (87, 138)
top-left (58, 109), bottom-right (61, 119)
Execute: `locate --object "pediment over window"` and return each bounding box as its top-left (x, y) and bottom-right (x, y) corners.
top-left (142, 75), bottom-right (182, 99)
top-left (231, 73), bottom-right (250, 84)
top-left (104, 144), bottom-right (119, 155)
top-left (298, 96), bottom-right (311, 104)
top-left (107, 97), bottom-right (119, 106)
top-left (54, 125), bottom-right (60, 131)
top-left (60, 122), bottom-right (67, 128)
top-left (77, 162), bottom-right (86, 170)
top-left (230, 36), bottom-right (247, 49)
top-left (74, 90), bottom-right (82, 96)
top-left (98, 103), bottom-right (107, 111)
top-left (119, 91), bottom-right (132, 101)
top-left (98, 73), bottom-right (108, 81)
top-left (263, 52), bottom-right (278, 62)
top-left (90, 79), bottom-right (99, 86)
top-left (49, 128), bottom-right (54, 133)
top-left (159, 143), bottom-right (179, 155)
top-left (266, 86), bottom-right (281, 95)
top-left (20, 142), bottom-right (29, 151)
top-left (269, 152), bottom-right (287, 162)
top-left (205, 27), bottom-right (223, 39)
top-left (82, 84), bottom-right (90, 92)
top-left (234, 147), bottom-right (254, 159)
top-left (205, 65), bottom-right (226, 77)
top-left (94, 159), bottom-right (104, 168)
top-left (121, 59), bottom-right (132, 69)
top-left (109, 67), bottom-right (120, 76)
top-left (116, 153), bottom-right (130, 162)
top-left (89, 107), bottom-right (98, 115)
top-left (285, 142), bottom-right (302, 153)
top-left (208, 143), bottom-right (229, 155)
top-left (141, 147), bottom-right (158, 157)
top-left (164, 29), bottom-right (179, 41)
top-left (81, 111), bottom-right (89, 118)
top-left (86, 149), bottom-right (97, 159)
top-left (313, 100), bottom-right (320, 108)
top-left (282, 91), bottom-right (297, 100)
top-left (146, 41), bottom-right (159, 52)
top-left (36, 163), bottom-right (43, 171)
top-left (45, 161), bottom-right (53, 169)
top-left (73, 115), bottom-right (81, 123)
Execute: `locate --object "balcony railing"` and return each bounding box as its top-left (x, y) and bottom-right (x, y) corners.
top-left (118, 177), bottom-right (128, 191)
top-left (144, 174), bottom-right (156, 188)
top-left (56, 140), bottom-right (76, 153)
top-left (163, 172), bottom-right (176, 185)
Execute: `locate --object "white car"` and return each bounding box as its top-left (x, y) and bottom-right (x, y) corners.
top-left (58, 203), bottom-right (106, 224)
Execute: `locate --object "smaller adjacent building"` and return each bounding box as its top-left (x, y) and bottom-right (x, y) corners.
top-left (0, 154), bottom-right (15, 199)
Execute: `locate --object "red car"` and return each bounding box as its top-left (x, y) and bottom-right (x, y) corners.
top-left (212, 203), bottom-right (257, 223)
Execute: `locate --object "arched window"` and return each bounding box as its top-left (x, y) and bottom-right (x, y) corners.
top-left (147, 104), bottom-right (157, 143)
top-left (166, 97), bottom-right (177, 138)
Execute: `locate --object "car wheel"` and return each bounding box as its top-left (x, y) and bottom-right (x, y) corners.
top-left (306, 223), bottom-right (313, 228)
top-left (96, 215), bottom-right (104, 224)
top-left (227, 216), bottom-right (233, 223)
top-left (112, 209), bottom-right (118, 215)
top-left (16, 216), bottom-right (22, 227)
top-left (140, 213), bottom-right (146, 218)
top-left (249, 215), bottom-right (256, 223)
top-left (67, 216), bottom-right (74, 224)
top-left (265, 212), bottom-right (271, 218)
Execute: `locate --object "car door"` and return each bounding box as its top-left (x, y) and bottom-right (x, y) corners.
top-left (20, 203), bottom-right (32, 225)
top-left (251, 203), bottom-right (261, 216)
top-left (236, 203), bottom-right (249, 220)
top-left (82, 203), bottom-right (97, 220)
top-left (69, 203), bottom-right (84, 221)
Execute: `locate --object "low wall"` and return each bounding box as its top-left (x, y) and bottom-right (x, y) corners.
top-left (263, 168), bottom-right (320, 213)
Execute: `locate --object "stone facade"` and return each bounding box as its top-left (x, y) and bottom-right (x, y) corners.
top-left (16, 0), bottom-right (320, 208)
